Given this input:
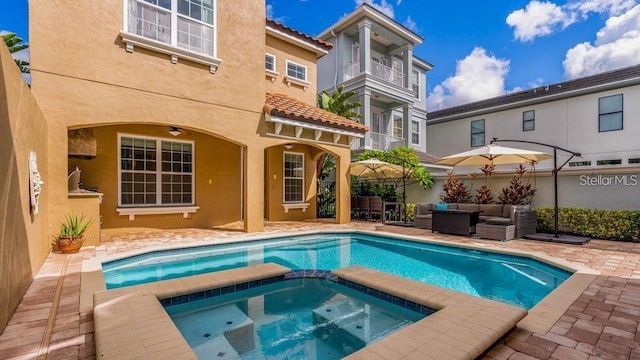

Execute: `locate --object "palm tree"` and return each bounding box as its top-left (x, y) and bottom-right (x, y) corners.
top-left (2, 32), bottom-right (30, 73)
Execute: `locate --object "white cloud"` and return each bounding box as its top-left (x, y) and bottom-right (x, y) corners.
top-left (403, 16), bottom-right (418, 32)
top-left (427, 48), bottom-right (511, 110)
top-left (506, 0), bottom-right (636, 42)
top-left (266, 4), bottom-right (274, 19)
top-left (563, 4), bottom-right (640, 78)
top-left (506, 1), bottom-right (575, 42)
top-left (355, 0), bottom-right (395, 18)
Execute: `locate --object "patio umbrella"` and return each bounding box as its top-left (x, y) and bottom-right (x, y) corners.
top-left (435, 144), bottom-right (552, 166)
top-left (349, 158), bottom-right (406, 179)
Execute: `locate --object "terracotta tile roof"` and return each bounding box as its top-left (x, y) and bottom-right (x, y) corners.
top-left (264, 93), bottom-right (368, 133)
top-left (266, 19), bottom-right (333, 51)
top-left (428, 64), bottom-right (640, 121)
top-left (415, 151), bottom-right (441, 165)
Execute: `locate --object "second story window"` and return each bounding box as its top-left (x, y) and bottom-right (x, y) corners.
top-left (286, 61), bottom-right (307, 82)
top-left (471, 119), bottom-right (485, 147)
top-left (126, 0), bottom-right (216, 57)
top-left (393, 115), bottom-right (403, 139)
top-left (599, 94), bottom-right (623, 132)
top-left (412, 70), bottom-right (420, 99)
top-left (523, 110), bottom-right (535, 131)
top-left (265, 53), bottom-right (276, 72)
top-left (411, 120), bottom-right (420, 145)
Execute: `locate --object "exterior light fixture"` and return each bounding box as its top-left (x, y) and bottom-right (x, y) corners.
top-left (169, 126), bottom-right (182, 136)
top-left (284, 144), bottom-right (293, 150)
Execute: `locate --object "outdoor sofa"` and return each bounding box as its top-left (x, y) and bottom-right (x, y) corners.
top-left (414, 203), bottom-right (536, 239)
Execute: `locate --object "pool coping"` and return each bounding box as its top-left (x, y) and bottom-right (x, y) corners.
top-left (85, 229), bottom-right (600, 355)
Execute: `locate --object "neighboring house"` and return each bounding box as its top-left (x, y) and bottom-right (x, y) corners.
top-left (426, 65), bottom-right (640, 210)
top-left (27, 0), bottom-right (367, 242)
top-left (316, 3), bottom-right (433, 158)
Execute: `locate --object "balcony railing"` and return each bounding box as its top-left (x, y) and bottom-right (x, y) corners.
top-left (351, 132), bottom-right (404, 151)
top-left (344, 61), bottom-right (406, 87)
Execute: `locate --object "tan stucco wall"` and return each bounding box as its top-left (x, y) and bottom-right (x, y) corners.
top-left (71, 125), bottom-right (242, 228)
top-left (29, 0), bottom-right (352, 235)
top-left (266, 35), bottom-right (319, 105)
top-left (0, 45), bottom-right (50, 334)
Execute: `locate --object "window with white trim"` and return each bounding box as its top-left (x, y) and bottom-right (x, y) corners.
top-left (265, 53), bottom-right (276, 72)
top-left (125, 0), bottom-right (216, 57)
top-left (286, 60), bottom-right (307, 81)
top-left (411, 120), bottom-right (420, 145)
top-left (283, 152), bottom-right (304, 203)
top-left (599, 94), bottom-right (623, 132)
top-left (411, 69), bottom-right (420, 99)
top-left (471, 119), bottom-right (485, 147)
top-left (393, 115), bottom-right (403, 139)
top-left (119, 135), bottom-right (194, 207)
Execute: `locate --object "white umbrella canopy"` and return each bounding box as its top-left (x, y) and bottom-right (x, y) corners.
top-left (350, 158), bottom-right (406, 179)
top-left (435, 144), bottom-right (552, 166)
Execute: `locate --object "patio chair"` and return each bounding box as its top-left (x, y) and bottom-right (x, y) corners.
top-left (369, 196), bottom-right (383, 222)
top-left (357, 196), bottom-right (371, 220)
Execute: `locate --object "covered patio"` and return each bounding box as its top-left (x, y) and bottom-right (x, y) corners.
top-left (1, 221), bottom-right (639, 359)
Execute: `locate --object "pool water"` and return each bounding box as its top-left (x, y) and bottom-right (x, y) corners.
top-left (165, 278), bottom-right (425, 360)
top-left (103, 233), bottom-right (571, 309)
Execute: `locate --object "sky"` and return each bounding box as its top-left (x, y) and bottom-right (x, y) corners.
top-left (2, 0), bottom-right (639, 110)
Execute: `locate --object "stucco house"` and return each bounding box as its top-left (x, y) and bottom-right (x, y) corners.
top-left (0, 0), bottom-right (367, 334)
top-left (424, 65), bottom-right (640, 210)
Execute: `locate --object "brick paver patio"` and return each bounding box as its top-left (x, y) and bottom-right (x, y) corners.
top-left (0, 220), bottom-right (638, 360)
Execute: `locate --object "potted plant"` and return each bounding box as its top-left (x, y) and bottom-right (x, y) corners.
top-left (56, 213), bottom-right (94, 253)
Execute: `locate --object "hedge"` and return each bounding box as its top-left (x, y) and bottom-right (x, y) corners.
top-left (535, 207), bottom-right (640, 242)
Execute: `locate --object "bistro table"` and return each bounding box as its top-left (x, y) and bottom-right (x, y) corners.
top-left (431, 209), bottom-right (480, 236)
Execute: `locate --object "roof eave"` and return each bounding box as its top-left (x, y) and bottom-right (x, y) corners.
top-left (266, 25), bottom-right (329, 58)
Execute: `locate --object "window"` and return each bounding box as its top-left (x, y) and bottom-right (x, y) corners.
top-left (119, 135), bottom-right (194, 207)
top-left (125, 0), bottom-right (216, 57)
top-left (393, 115), bottom-right (403, 139)
top-left (470, 119), bottom-right (485, 147)
top-left (283, 153), bottom-right (304, 203)
top-left (523, 110), bottom-right (535, 131)
top-left (599, 94), bottom-right (623, 132)
top-left (265, 53), bottom-right (276, 72)
top-left (411, 120), bottom-right (420, 145)
top-left (412, 70), bottom-right (420, 99)
top-left (286, 60), bottom-right (307, 81)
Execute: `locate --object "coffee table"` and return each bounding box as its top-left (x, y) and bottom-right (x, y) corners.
top-left (432, 209), bottom-right (480, 236)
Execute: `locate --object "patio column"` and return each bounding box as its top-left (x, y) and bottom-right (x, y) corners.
top-left (403, 104), bottom-right (413, 147)
top-left (361, 89), bottom-right (372, 149)
top-left (402, 45), bottom-right (413, 90)
top-left (335, 151), bottom-right (351, 224)
top-left (358, 20), bottom-right (372, 75)
top-left (243, 144), bottom-right (264, 232)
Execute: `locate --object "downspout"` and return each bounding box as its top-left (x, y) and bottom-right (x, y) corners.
top-left (331, 30), bottom-right (338, 90)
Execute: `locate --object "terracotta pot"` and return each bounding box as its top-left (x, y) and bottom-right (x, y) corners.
top-left (57, 236), bottom-right (84, 254)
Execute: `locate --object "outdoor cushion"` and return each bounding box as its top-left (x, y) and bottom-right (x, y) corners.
top-left (485, 217), bottom-right (512, 225)
top-left (457, 203), bottom-right (479, 212)
top-left (416, 203), bottom-right (433, 215)
top-left (436, 203), bottom-right (448, 210)
top-left (479, 204), bottom-right (503, 217)
top-left (502, 205), bottom-right (512, 219)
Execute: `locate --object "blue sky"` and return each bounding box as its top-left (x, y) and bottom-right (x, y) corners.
top-left (3, 0), bottom-right (639, 109)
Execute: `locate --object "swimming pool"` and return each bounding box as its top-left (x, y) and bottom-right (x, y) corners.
top-left (103, 232), bottom-right (571, 309)
top-left (165, 278), bottom-right (426, 360)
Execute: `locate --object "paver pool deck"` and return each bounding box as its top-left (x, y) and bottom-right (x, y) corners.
top-left (0, 220), bottom-right (639, 359)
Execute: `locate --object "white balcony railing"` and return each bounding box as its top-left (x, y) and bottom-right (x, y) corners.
top-left (350, 132), bottom-right (404, 151)
top-left (344, 61), bottom-right (405, 87)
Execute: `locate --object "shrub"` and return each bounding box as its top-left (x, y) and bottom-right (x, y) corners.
top-left (498, 164), bottom-right (535, 205)
top-left (535, 207), bottom-right (640, 242)
top-left (441, 172), bottom-right (471, 203)
top-left (402, 202), bottom-right (416, 222)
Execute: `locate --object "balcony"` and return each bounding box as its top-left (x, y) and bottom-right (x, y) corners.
top-left (344, 61), bottom-right (405, 87)
top-left (352, 132), bottom-right (404, 151)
